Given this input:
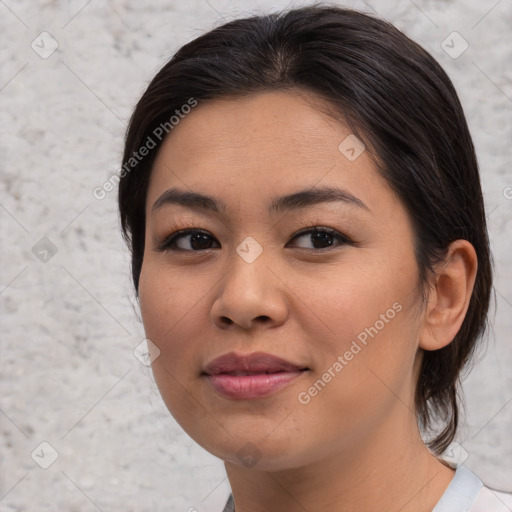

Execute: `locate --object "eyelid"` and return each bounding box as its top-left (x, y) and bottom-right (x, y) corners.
top-left (286, 226), bottom-right (353, 248)
top-left (155, 228), bottom-right (219, 252)
top-left (289, 225), bottom-right (346, 239)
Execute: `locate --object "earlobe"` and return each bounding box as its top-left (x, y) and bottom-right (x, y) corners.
top-left (419, 240), bottom-right (478, 352)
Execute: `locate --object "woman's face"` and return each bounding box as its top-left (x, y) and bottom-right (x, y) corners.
top-left (139, 90), bottom-right (425, 471)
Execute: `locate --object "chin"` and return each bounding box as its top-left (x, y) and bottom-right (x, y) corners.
top-left (187, 429), bottom-right (315, 472)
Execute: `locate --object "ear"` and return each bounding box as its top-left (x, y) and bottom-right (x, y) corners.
top-left (419, 240), bottom-right (478, 351)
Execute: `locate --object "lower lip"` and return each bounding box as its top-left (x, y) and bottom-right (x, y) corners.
top-left (204, 371), bottom-right (305, 399)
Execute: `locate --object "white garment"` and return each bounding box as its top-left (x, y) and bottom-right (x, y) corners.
top-left (222, 465), bottom-right (512, 512)
top-left (433, 465), bottom-right (512, 512)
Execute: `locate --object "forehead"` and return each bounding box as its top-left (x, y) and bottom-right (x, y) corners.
top-left (146, 90), bottom-right (392, 214)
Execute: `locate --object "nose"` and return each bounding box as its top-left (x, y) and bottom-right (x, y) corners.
top-left (210, 249), bottom-right (289, 331)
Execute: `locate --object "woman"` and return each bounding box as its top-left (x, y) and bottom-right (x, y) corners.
top-left (118, 5), bottom-right (511, 511)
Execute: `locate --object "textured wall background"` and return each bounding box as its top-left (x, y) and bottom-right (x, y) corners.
top-left (1, 0), bottom-right (511, 510)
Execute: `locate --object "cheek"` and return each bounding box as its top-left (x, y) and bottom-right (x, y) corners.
top-left (296, 251), bottom-right (422, 396)
top-left (297, 249), bottom-right (419, 347)
top-left (138, 263), bottom-right (199, 389)
top-left (290, 285), bottom-right (420, 453)
top-left (138, 261), bottom-right (215, 418)
top-left (139, 264), bottom-right (176, 343)
top-left (138, 260), bottom-right (207, 343)
top-left (139, 263), bottom-right (205, 423)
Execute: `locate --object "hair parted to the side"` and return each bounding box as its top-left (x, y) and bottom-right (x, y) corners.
top-left (118, 4), bottom-right (493, 454)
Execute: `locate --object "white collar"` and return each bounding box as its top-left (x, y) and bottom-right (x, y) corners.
top-left (432, 465), bottom-right (483, 512)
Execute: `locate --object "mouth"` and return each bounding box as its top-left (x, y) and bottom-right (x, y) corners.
top-left (202, 351), bottom-right (309, 399)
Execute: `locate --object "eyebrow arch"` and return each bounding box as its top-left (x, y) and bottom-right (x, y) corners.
top-left (152, 187), bottom-right (226, 216)
top-left (151, 185), bottom-right (370, 216)
top-left (270, 186), bottom-right (370, 213)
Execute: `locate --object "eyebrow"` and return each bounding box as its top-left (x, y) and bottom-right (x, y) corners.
top-left (151, 186), bottom-right (370, 216)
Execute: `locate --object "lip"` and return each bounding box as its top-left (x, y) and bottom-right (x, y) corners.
top-left (202, 351), bottom-right (308, 399)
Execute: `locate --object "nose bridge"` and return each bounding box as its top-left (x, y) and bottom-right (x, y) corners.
top-left (210, 237), bottom-right (288, 329)
top-left (226, 239), bottom-right (271, 310)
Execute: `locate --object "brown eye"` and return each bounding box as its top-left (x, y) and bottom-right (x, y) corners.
top-left (158, 230), bottom-right (220, 252)
top-left (287, 227), bottom-right (351, 250)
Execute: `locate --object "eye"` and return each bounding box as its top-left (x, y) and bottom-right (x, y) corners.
top-left (157, 229), bottom-right (220, 252)
top-left (157, 226), bottom-right (351, 252)
top-left (287, 227), bottom-right (351, 250)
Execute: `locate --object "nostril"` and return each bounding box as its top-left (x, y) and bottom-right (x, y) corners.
top-left (220, 317), bottom-right (233, 325)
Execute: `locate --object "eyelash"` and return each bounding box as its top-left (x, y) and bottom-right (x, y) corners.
top-left (155, 223), bottom-right (354, 253)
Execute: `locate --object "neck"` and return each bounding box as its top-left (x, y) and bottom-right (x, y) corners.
top-left (224, 411), bottom-right (455, 512)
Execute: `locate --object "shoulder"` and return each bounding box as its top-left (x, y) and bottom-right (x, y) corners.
top-left (470, 485), bottom-right (512, 512)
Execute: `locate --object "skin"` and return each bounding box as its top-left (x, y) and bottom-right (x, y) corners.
top-left (138, 90), bottom-right (478, 512)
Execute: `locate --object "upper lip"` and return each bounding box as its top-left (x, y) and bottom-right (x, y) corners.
top-left (203, 351), bottom-right (307, 376)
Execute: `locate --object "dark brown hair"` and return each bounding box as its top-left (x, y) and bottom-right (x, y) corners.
top-left (118, 4), bottom-right (493, 454)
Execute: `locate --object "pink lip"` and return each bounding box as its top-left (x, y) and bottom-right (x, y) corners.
top-left (202, 351), bottom-right (308, 399)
